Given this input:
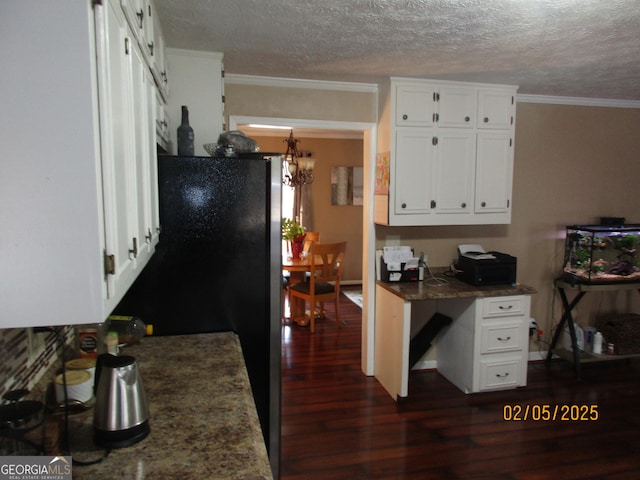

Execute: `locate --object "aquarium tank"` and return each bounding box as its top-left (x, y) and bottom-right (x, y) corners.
top-left (563, 224), bottom-right (640, 283)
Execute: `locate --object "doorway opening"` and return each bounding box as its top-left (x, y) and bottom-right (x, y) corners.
top-left (230, 116), bottom-right (377, 375)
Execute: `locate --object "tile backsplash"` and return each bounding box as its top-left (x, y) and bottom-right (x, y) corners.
top-left (0, 326), bottom-right (74, 400)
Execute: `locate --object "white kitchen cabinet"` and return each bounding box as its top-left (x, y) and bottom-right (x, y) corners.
top-left (97, 0), bottom-right (159, 315)
top-left (475, 132), bottom-right (513, 214)
top-left (477, 89), bottom-right (515, 129)
top-left (150, 0), bottom-right (169, 101)
top-left (395, 84), bottom-right (436, 126)
top-left (0, 0), bottom-right (163, 329)
top-left (393, 128), bottom-right (475, 217)
top-left (394, 128), bottom-right (436, 214)
top-left (437, 295), bottom-right (530, 393)
top-left (437, 85), bottom-right (477, 128)
top-left (156, 90), bottom-right (170, 150)
top-left (130, 41), bottom-right (160, 269)
top-left (376, 78), bottom-right (517, 226)
top-left (120, 0), bottom-right (154, 62)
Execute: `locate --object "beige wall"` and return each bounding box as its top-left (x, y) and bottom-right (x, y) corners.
top-left (226, 78), bottom-right (640, 356)
top-left (252, 135), bottom-right (364, 282)
top-left (225, 83), bottom-right (377, 124)
top-left (376, 102), bottom-right (640, 352)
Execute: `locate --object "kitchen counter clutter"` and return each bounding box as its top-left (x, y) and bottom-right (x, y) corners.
top-left (57, 332), bottom-right (272, 479)
top-left (377, 273), bottom-right (536, 301)
top-left (375, 273), bottom-right (536, 399)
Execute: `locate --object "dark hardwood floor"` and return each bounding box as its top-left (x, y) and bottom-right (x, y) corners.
top-left (280, 287), bottom-right (640, 480)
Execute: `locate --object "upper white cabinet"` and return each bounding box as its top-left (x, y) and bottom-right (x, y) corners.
top-left (376, 78), bottom-right (517, 226)
top-left (0, 0), bottom-right (165, 328)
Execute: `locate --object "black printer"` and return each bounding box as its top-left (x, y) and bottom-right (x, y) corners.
top-left (456, 251), bottom-right (517, 286)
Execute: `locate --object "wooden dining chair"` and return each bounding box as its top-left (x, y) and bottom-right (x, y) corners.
top-left (303, 231), bottom-right (320, 253)
top-left (283, 232), bottom-right (320, 320)
top-left (288, 242), bottom-right (347, 333)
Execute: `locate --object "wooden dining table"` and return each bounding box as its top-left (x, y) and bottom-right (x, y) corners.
top-left (282, 254), bottom-right (322, 326)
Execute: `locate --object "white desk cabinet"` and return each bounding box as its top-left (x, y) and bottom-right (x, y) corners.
top-left (437, 295), bottom-right (531, 393)
top-left (374, 281), bottom-right (535, 400)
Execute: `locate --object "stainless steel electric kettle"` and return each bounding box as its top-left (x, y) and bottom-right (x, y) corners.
top-left (93, 354), bottom-right (150, 448)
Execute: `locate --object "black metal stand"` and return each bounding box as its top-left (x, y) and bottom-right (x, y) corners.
top-left (546, 279), bottom-right (640, 379)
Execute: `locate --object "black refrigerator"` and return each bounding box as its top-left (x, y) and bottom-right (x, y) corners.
top-left (113, 154), bottom-right (281, 475)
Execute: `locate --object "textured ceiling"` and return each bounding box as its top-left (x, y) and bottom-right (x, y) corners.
top-left (154, 0), bottom-right (640, 101)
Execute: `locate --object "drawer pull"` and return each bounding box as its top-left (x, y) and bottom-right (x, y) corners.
top-left (498, 305), bottom-right (513, 310)
top-left (496, 372), bottom-right (510, 378)
top-left (497, 336), bottom-right (511, 342)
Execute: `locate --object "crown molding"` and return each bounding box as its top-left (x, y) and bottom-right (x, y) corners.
top-left (225, 73), bottom-right (378, 94)
top-left (517, 94), bottom-right (640, 109)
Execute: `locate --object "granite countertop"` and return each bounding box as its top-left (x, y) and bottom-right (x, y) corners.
top-left (377, 269), bottom-right (537, 301)
top-left (53, 332), bottom-right (272, 480)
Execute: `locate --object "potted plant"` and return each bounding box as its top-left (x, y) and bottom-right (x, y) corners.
top-left (282, 218), bottom-right (306, 259)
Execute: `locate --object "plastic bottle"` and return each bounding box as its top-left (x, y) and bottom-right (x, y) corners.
top-left (593, 331), bottom-right (603, 354)
top-left (104, 331), bottom-right (119, 355)
top-left (105, 315), bottom-right (153, 346)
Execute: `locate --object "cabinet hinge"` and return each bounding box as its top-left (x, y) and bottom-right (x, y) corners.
top-left (104, 251), bottom-right (115, 276)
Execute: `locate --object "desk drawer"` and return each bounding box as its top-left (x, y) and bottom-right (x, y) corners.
top-left (480, 320), bottom-right (524, 354)
top-left (482, 296), bottom-right (526, 318)
top-left (479, 356), bottom-right (522, 390)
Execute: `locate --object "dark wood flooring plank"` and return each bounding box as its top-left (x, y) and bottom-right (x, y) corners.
top-left (280, 287), bottom-right (640, 479)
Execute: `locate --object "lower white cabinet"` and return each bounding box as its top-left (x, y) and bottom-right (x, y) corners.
top-left (438, 295), bottom-right (530, 393)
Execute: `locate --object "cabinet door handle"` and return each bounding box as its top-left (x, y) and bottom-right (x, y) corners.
top-left (497, 336), bottom-right (511, 342)
top-left (129, 237), bottom-right (138, 258)
top-left (465, 116), bottom-right (470, 122)
top-left (481, 201), bottom-right (486, 207)
top-left (461, 202), bottom-right (466, 208)
top-left (136, 9), bottom-right (144, 28)
top-left (145, 228), bottom-right (153, 243)
top-left (402, 114), bottom-right (408, 120)
top-left (432, 137), bottom-right (438, 146)
top-left (484, 117), bottom-right (489, 123)
top-left (148, 41), bottom-right (154, 56)
top-left (430, 200), bottom-right (436, 208)
top-left (401, 203), bottom-right (407, 209)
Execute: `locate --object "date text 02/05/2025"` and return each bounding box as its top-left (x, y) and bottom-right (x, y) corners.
top-left (503, 404), bottom-right (599, 421)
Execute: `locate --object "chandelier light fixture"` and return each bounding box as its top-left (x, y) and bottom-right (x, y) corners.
top-left (282, 130), bottom-right (315, 187)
